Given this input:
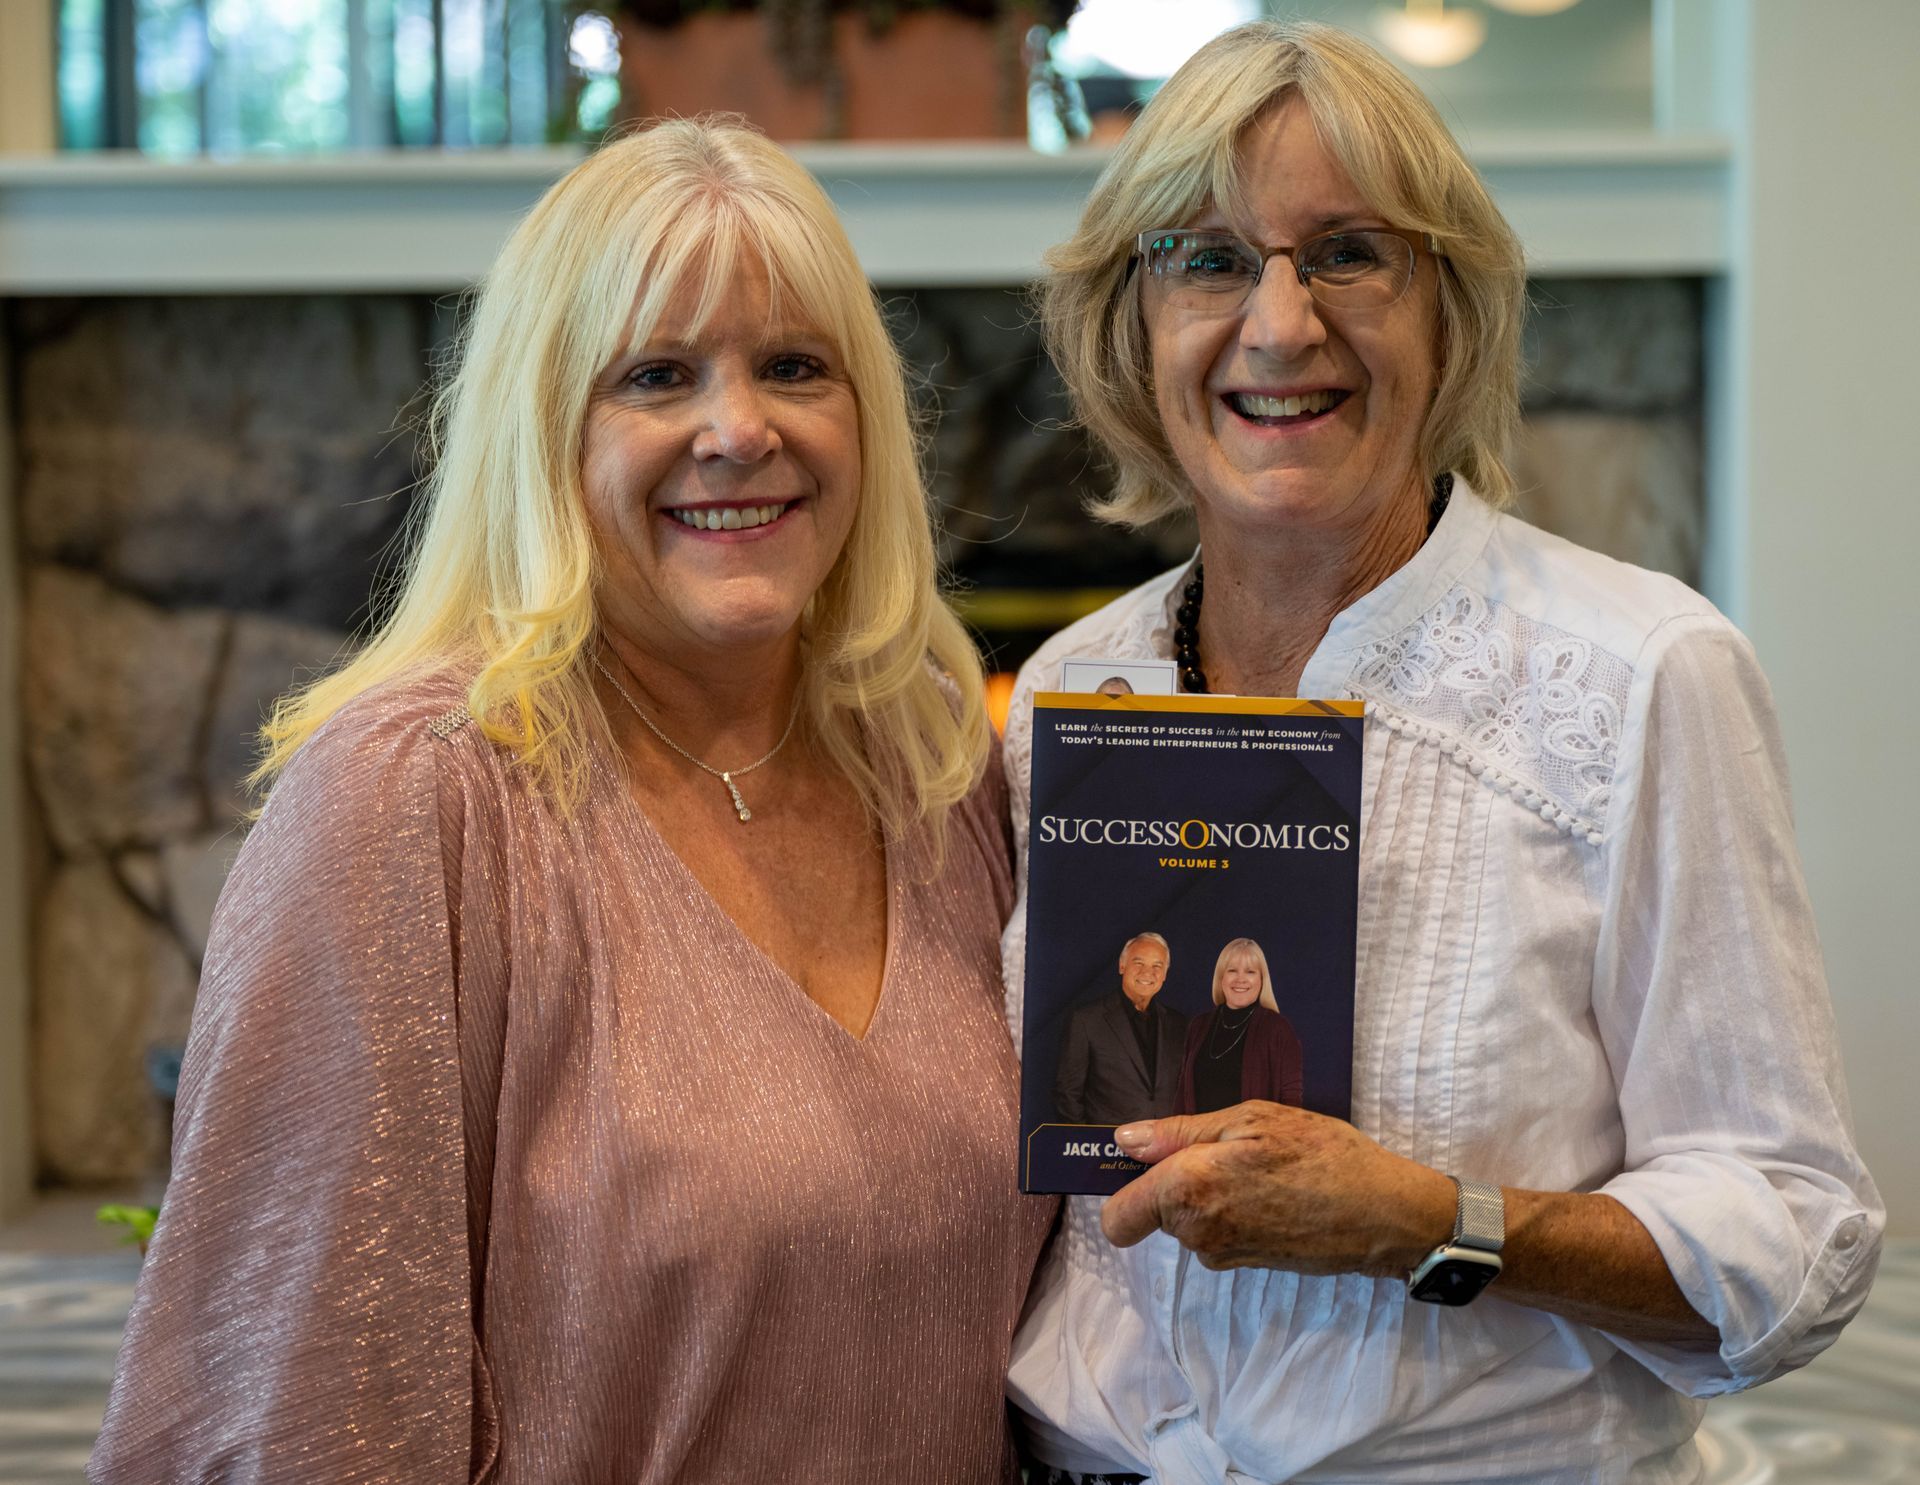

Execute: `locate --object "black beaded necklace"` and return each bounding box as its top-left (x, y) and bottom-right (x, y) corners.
top-left (1172, 473), bottom-right (1455, 695)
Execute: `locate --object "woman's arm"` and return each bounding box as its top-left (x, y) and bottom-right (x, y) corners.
top-left (91, 687), bottom-right (482, 1483)
top-left (1101, 615), bottom-right (1880, 1380)
top-left (1102, 1104), bottom-right (1715, 1345)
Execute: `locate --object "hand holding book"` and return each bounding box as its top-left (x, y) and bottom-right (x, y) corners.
top-left (1101, 1101), bottom-right (1456, 1277)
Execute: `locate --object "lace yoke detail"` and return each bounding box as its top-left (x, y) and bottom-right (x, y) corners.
top-left (1346, 586), bottom-right (1630, 844)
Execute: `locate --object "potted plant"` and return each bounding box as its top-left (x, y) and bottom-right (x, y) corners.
top-left (612, 0), bottom-right (1082, 141)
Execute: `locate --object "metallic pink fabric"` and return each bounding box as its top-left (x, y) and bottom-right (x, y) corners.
top-left (91, 668), bottom-right (1056, 1483)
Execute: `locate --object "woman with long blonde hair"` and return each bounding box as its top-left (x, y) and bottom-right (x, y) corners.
top-left (1176, 937), bottom-right (1302, 1115)
top-left (93, 118), bottom-right (1053, 1482)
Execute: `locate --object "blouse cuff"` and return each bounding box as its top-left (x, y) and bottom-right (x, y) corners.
top-left (1601, 1159), bottom-right (1882, 1397)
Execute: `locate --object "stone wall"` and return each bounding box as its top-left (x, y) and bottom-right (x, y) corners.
top-left (3, 278), bottom-right (1700, 1186)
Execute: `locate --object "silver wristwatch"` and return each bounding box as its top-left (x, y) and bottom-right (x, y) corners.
top-left (1407, 1176), bottom-right (1504, 1306)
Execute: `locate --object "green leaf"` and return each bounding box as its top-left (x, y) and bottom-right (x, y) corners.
top-left (95, 1204), bottom-right (160, 1246)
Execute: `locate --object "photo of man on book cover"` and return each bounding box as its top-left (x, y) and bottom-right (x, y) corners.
top-left (1051, 931), bottom-right (1188, 1125)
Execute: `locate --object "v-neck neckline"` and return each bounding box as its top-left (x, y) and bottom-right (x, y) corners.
top-left (594, 739), bottom-right (901, 1045)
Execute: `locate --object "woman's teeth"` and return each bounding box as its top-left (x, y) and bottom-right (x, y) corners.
top-left (670, 502), bottom-right (790, 531)
top-left (1229, 389), bottom-right (1341, 419)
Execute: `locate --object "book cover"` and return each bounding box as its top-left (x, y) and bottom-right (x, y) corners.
top-left (1020, 692), bottom-right (1364, 1195)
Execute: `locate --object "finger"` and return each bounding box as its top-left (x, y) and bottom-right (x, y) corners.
top-left (1100, 1164), bottom-right (1172, 1247)
top-left (1113, 1107), bottom-right (1242, 1162)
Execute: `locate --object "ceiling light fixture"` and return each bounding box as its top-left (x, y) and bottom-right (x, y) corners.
top-left (1483, 0), bottom-right (1582, 14)
top-left (1372, 0), bottom-right (1488, 69)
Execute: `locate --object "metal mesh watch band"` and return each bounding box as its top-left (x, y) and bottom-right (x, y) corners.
top-left (1450, 1176), bottom-right (1505, 1254)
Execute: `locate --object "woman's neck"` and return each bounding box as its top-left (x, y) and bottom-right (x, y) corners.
top-left (596, 624), bottom-right (804, 767)
top-left (1194, 479), bottom-right (1431, 698)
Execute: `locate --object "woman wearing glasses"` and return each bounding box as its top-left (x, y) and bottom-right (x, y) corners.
top-left (999, 22), bottom-right (1879, 1481)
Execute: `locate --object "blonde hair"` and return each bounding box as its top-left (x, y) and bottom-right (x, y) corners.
top-left (255, 118), bottom-right (988, 843)
top-left (1040, 19), bottom-right (1527, 527)
top-left (1210, 937), bottom-right (1278, 1011)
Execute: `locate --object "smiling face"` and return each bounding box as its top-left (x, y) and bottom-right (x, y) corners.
top-left (581, 254), bottom-right (861, 666)
top-left (1119, 937), bottom-right (1170, 1009)
top-left (1143, 96), bottom-right (1441, 544)
top-left (1220, 954), bottom-right (1263, 1010)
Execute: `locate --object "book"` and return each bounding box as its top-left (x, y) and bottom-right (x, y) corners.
top-left (1019, 691), bottom-right (1365, 1195)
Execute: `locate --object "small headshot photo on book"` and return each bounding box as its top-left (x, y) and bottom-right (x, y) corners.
top-left (1051, 930), bottom-right (1189, 1125)
top-left (1059, 656), bottom-right (1177, 695)
top-left (1178, 938), bottom-right (1304, 1116)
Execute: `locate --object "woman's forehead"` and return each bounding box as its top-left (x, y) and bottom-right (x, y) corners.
top-left (1217, 103), bottom-right (1381, 233)
top-left (623, 251), bottom-right (836, 350)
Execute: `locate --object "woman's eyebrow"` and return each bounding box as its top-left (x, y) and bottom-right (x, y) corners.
top-left (1309, 211), bottom-right (1387, 231)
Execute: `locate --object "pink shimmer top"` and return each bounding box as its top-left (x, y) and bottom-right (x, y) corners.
top-left (91, 668), bottom-right (1056, 1483)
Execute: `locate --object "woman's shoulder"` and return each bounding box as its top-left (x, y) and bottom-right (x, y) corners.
top-left (257, 660), bottom-right (507, 843)
top-left (1474, 508), bottom-right (1731, 665)
top-left (279, 662), bottom-right (480, 786)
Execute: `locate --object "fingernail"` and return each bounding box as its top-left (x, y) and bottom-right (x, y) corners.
top-left (1114, 1123), bottom-right (1151, 1151)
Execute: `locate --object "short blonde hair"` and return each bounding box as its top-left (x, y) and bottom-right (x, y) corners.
top-left (256, 118), bottom-right (987, 844)
top-left (1041, 19), bottom-right (1527, 526)
top-left (1210, 937), bottom-right (1278, 1011)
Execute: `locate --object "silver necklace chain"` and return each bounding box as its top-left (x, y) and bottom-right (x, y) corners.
top-left (592, 653), bottom-right (802, 824)
top-left (1206, 1003), bottom-right (1259, 1060)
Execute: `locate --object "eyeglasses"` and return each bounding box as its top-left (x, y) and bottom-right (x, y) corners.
top-left (1133, 227), bottom-right (1441, 314)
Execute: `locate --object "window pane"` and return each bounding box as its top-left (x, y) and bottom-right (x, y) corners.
top-left (136, 0), bottom-right (207, 155)
top-left (59, 0), bottom-right (110, 148)
top-left (205, 0), bottom-right (351, 153)
top-left (60, 0), bottom-right (608, 152)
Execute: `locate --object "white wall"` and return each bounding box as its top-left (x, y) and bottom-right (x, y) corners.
top-left (1720, 0), bottom-right (1920, 1233)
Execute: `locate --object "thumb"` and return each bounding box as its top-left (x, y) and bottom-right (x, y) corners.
top-left (1113, 1108), bottom-right (1240, 1163)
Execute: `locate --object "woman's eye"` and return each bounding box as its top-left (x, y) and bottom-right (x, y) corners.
top-left (1313, 238), bottom-right (1382, 271)
top-left (1186, 248), bottom-right (1244, 278)
top-left (627, 362), bottom-right (683, 390)
top-left (766, 354), bottom-right (825, 382)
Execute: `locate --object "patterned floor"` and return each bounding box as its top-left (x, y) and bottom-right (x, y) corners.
top-left (2, 1226), bottom-right (1914, 1484)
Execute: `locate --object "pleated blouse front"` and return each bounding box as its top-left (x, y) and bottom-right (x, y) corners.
top-left (91, 668), bottom-right (1056, 1484)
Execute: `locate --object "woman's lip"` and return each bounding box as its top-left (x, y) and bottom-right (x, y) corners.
top-left (1222, 386), bottom-right (1348, 401)
top-left (1219, 389), bottom-right (1349, 435)
top-left (658, 497), bottom-right (804, 538)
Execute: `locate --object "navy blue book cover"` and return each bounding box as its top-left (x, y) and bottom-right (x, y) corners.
top-left (1020, 693), bottom-right (1364, 1195)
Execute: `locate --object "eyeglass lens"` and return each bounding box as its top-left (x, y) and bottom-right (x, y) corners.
top-left (1140, 230), bottom-right (1416, 311)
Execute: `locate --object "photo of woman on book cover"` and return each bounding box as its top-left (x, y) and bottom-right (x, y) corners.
top-left (1179, 938), bottom-right (1304, 1115)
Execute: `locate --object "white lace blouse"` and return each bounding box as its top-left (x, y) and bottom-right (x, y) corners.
top-left (999, 485), bottom-right (1882, 1484)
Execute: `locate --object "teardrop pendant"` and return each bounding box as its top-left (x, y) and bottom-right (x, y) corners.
top-left (723, 772), bottom-right (751, 823)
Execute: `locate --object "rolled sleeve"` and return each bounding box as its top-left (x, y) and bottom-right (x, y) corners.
top-left (1590, 614), bottom-right (1883, 1396)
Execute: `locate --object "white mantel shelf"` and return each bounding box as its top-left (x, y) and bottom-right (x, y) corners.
top-left (0, 133), bottom-right (1731, 295)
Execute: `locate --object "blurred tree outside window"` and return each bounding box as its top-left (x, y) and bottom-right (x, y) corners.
top-left (56, 0), bottom-right (622, 153)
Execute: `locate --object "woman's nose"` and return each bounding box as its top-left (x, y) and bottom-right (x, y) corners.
top-left (1239, 258), bottom-right (1328, 357)
top-left (691, 381), bottom-right (780, 463)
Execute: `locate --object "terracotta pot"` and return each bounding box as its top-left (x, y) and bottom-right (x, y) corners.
top-left (617, 12), bottom-right (1031, 141)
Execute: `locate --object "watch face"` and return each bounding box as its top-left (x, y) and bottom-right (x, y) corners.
top-left (1409, 1255), bottom-right (1501, 1306)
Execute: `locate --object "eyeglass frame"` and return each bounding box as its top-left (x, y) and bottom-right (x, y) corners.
top-left (1131, 226), bottom-right (1446, 312)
